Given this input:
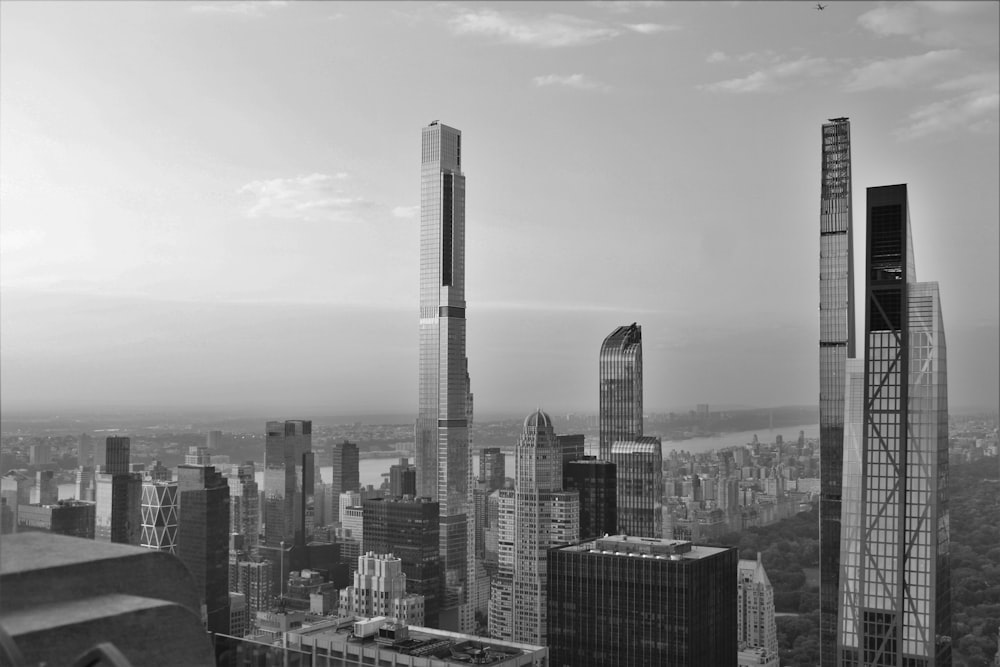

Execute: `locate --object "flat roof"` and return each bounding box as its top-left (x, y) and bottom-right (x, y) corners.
top-left (557, 535), bottom-right (732, 560)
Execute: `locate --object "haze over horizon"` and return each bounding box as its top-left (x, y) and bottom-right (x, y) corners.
top-left (2, 1), bottom-right (997, 417)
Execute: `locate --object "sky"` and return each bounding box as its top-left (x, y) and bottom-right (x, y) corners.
top-left (1, 1), bottom-right (997, 418)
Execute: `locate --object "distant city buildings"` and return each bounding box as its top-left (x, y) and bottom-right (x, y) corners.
top-left (228, 461), bottom-right (259, 554)
top-left (415, 120), bottom-right (474, 632)
top-left (737, 555), bottom-right (779, 667)
top-left (479, 447), bottom-right (506, 492)
top-left (548, 536), bottom-right (737, 667)
top-left (16, 499), bottom-right (95, 539)
top-left (388, 457), bottom-right (416, 497)
top-left (836, 184), bottom-right (951, 666)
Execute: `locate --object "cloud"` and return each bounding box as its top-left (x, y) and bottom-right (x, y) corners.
top-left (239, 173), bottom-right (374, 222)
top-left (624, 23), bottom-right (678, 35)
top-left (706, 51), bottom-right (728, 64)
top-left (189, 1), bottom-right (287, 18)
top-left (449, 8), bottom-right (621, 47)
top-left (844, 49), bottom-right (963, 92)
top-left (857, 2), bottom-right (999, 48)
top-left (895, 89), bottom-right (999, 140)
top-left (699, 56), bottom-right (831, 94)
top-left (589, 1), bottom-right (664, 14)
top-left (392, 205), bottom-right (419, 219)
top-left (533, 73), bottom-right (612, 92)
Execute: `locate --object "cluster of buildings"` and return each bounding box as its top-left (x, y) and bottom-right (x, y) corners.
top-left (1, 117), bottom-right (959, 667)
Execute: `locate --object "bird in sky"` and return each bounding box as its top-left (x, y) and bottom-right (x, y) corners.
top-left (816, 3), bottom-right (827, 9)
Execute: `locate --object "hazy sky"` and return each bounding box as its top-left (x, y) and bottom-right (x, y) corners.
top-left (1, 1), bottom-right (997, 417)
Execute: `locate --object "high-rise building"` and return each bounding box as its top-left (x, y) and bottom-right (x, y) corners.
top-left (77, 433), bottom-right (94, 468)
top-left (599, 323), bottom-right (643, 459)
top-left (29, 443), bottom-right (51, 466)
top-left (556, 434), bottom-right (586, 475)
top-left (610, 437), bottom-right (662, 538)
top-left (264, 420), bottom-right (314, 548)
top-left (836, 184), bottom-right (951, 666)
top-left (738, 555), bottom-right (779, 667)
top-left (339, 552), bottom-right (425, 626)
top-left (229, 461), bottom-right (260, 554)
top-left (389, 458), bottom-right (416, 498)
top-left (478, 448), bottom-right (505, 492)
top-left (363, 496), bottom-right (442, 629)
top-left (94, 472), bottom-right (142, 545)
top-left (33, 470), bottom-right (57, 505)
top-left (140, 480), bottom-right (179, 553)
top-left (490, 410), bottom-right (578, 645)
top-left (16, 500), bottom-right (95, 539)
top-left (75, 466), bottom-right (96, 502)
top-left (819, 116), bottom-right (856, 666)
top-left (330, 440), bottom-right (360, 498)
top-left (548, 536), bottom-right (737, 667)
top-left (235, 558), bottom-right (274, 624)
top-left (563, 458), bottom-right (616, 541)
top-left (207, 430), bottom-right (223, 450)
top-left (176, 462), bottom-right (231, 634)
top-left (415, 120), bottom-right (473, 631)
top-left (102, 436), bottom-right (131, 475)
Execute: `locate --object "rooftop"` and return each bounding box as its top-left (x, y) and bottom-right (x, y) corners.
top-left (558, 534), bottom-right (732, 560)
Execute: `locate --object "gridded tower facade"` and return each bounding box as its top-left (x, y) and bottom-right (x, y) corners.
top-left (94, 472), bottom-right (141, 545)
top-left (837, 185), bottom-right (951, 667)
top-left (330, 440), bottom-right (359, 498)
top-left (415, 121), bottom-right (473, 631)
top-left (140, 481), bottom-right (179, 553)
top-left (610, 438), bottom-right (662, 538)
top-left (599, 323), bottom-right (643, 459)
top-left (563, 459), bottom-right (617, 541)
top-left (490, 410), bottom-right (579, 646)
top-left (229, 462), bottom-right (260, 554)
top-left (548, 536), bottom-right (737, 667)
top-left (479, 448), bottom-right (505, 492)
top-left (263, 420), bottom-right (313, 548)
top-left (738, 555), bottom-right (779, 667)
top-left (820, 116), bottom-right (856, 667)
top-left (102, 436), bottom-right (131, 475)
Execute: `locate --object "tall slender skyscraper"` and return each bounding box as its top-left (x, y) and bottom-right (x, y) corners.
top-left (599, 323), bottom-right (643, 459)
top-left (263, 420), bottom-right (313, 548)
top-left (837, 184), bottom-right (951, 667)
top-left (819, 116), bottom-right (856, 666)
top-left (415, 121), bottom-right (472, 630)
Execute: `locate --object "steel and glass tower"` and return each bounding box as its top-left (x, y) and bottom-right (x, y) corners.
top-left (415, 121), bottom-right (473, 630)
top-left (599, 323), bottom-right (643, 459)
top-left (263, 420), bottom-right (313, 548)
top-left (819, 116), bottom-right (856, 666)
top-left (837, 184), bottom-right (951, 667)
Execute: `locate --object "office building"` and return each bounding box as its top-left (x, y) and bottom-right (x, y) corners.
top-left (33, 470), bottom-right (57, 505)
top-left (229, 461), bottom-right (260, 553)
top-left (611, 437), bottom-right (662, 538)
top-left (415, 120), bottom-right (474, 631)
top-left (176, 461), bottom-right (231, 634)
top-left (94, 471), bottom-right (142, 545)
top-left (479, 448), bottom-right (505, 491)
top-left (388, 458), bottom-right (416, 497)
top-left (16, 500), bottom-right (95, 539)
top-left (563, 458), bottom-right (617, 541)
top-left (330, 439), bottom-right (359, 498)
top-left (102, 436), bottom-right (131, 475)
top-left (140, 480), bottom-right (179, 553)
top-left (77, 433), bottom-right (94, 468)
top-left (363, 496), bottom-right (442, 629)
top-left (235, 558), bottom-right (274, 622)
top-left (263, 420), bottom-right (314, 548)
top-left (548, 536), bottom-right (737, 667)
top-left (599, 323), bottom-right (643, 459)
top-left (1, 471), bottom-right (33, 532)
top-left (28, 443), bottom-right (51, 466)
top-left (490, 410), bottom-right (579, 645)
top-left (836, 184), bottom-right (951, 666)
top-left (229, 592), bottom-right (248, 638)
top-left (75, 466), bottom-right (96, 502)
top-left (819, 116), bottom-right (856, 666)
top-left (339, 552), bottom-right (425, 626)
top-left (206, 430), bottom-right (223, 450)
top-left (556, 434), bottom-right (586, 470)
top-left (738, 555), bottom-right (779, 667)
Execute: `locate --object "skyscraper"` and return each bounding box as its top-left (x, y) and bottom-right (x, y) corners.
top-left (330, 440), bottom-right (359, 498)
top-left (95, 470), bottom-right (142, 545)
top-left (140, 480), bottom-right (179, 553)
top-left (489, 410), bottom-right (579, 645)
top-left (738, 555), bottom-right (779, 667)
top-left (478, 448), bottom-right (505, 492)
top-left (229, 461), bottom-right (260, 554)
top-left (563, 458), bottom-right (617, 541)
top-left (610, 437), bottom-right (662, 538)
top-left (339, 552), bottom-right (425, 626)
top-left (102, 436), bottom-right (131, 475)
top-left (548, 536), bottom-right (737, 667)
top-left (264, 420), bottom-right (314, 548)
top-left (599, 323), bottom-right (643, 459)
top-left (415, 120), bottom-right (473, 631)
top-left (836, 184), bottom-right (951, 666)
top-left (819, 116), bottom-right (856, 666)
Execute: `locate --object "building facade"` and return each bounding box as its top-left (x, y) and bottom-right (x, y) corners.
top-left (140, 480), bottom-right (179, 553)
top-left (563, 458), bottom-right (617, 541)
top-left (263, 420), bottom-right (314, 548)
top-left (737, 555), bottom-right (779, 667)
top-left (229, 461), bottom-right (260, 554)
top-left (599, 323), bottom-right (643, 459)
top-left (339, 552), bottom-right (425, 626)
top-left (490, 410), bottom-right (579, 646)
top-left (415, 120), bottom-right (474, 631)
top-left (102, 436), bottom-right (131, 475)
top-left (611, 438), bottom-right (663, 538)
top-left (16, 500), bottom-right (95, 539)
top-left (819, 116), bottom-right (856, 666)
top-left (94, 472), bottom-right (142, 545)
top-left (479, 447), bottom-right (506, 491)
top-left (330, 440), bottom-right (359, 498)
top-left (548, 536), bottom-right (737, 667)
top-left (836, 184), bottom-right (951, 667)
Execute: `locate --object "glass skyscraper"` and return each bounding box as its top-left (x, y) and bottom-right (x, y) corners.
top-left (820, 117), bottom-right (856, 666)
top-left (415, 121), bottom-right (473, 631)
top-left (599, 323), bottom-right (643, 459)
top-left (836, 184), bottom-right (951, 667)
top-left (263, 420), bottom-right (313, 548)
top-left (610, 437), bottom-right (662, 538)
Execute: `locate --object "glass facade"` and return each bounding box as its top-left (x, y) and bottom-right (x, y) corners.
top-left (263, 420), bottom-right (313, 548)
top-left (415, 121), bottom-right (473, 630)
top-left (563, 459), bottom-right (617, 541)
top-left (140, 480), bottom-right (179, 553)
top-left (819, 117), bottom-right (856, 667)
top-left (611, 438), bottom-right (662, 538)
top-left (548, 537), bottom-right (737, 667)
top-left (329, 440), bottom-right (359, 498)
top-left (599, 323), bottom-right (643, 459)
top-left (836, 185), bottom-right (951, 667)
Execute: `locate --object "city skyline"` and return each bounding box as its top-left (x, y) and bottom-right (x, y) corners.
top-left (1, 1), bottom-right (997, 417)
